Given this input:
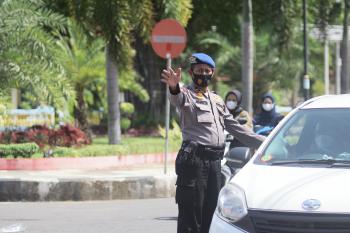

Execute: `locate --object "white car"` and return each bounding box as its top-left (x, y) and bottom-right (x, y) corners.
top-left (210, 94), bottom-right (350, 233)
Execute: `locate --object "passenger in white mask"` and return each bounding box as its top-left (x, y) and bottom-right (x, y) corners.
top-left (224, 90), bottom-right (254, 148)
top-left (253, 93), bottom-right (283, 128)
top-left (224, 89), bottom-right (253, 129)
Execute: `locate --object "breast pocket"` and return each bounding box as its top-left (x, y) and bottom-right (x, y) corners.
top-left (195, 103), bottom-right (213, 123)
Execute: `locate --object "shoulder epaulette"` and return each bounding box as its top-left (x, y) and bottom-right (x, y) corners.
top-left (180, 86), bottom-right (189, 93)
top-left (211, 92), bottom-right (224, 104)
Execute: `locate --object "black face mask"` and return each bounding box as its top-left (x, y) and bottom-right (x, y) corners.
top-left (192, 74), bottom-right (212, 87)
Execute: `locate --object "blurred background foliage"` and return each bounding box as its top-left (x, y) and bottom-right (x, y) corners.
top-left (0, 0), bottom-right (347, 140)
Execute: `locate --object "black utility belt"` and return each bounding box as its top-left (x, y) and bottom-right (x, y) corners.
top-left (197, 143), bottom-right (225, 150)
top-left (182, 141), bottom-right (225, 150)
top-left (181, 141), bottom-right (224, 160)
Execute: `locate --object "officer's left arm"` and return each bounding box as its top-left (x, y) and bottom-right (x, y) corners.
top-left (222, 107), bottom-right (265, 149)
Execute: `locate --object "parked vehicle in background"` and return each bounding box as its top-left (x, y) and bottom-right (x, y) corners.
top-left (211, 94), bottom-right (350, 233)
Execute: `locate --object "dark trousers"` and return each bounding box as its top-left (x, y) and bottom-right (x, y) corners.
top-left (176, 158), bottom-right (221, 233)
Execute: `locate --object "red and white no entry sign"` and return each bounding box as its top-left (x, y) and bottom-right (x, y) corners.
top-left (151, 19), bottom-right (187, 59)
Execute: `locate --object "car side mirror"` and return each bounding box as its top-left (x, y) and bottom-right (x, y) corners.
top-left (225, 147), bottom-right (252, 169)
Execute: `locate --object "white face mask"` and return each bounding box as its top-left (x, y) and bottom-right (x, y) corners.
top-left (262, 103), bottom-right (274, 111)
top-left (226, 101), bottom-right (237, 110)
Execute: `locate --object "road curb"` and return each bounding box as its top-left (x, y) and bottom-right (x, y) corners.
top-left (0, 153), bottom-right (178, 201)
top-left (0, 175), bottom-right (177, 201)
top-left (0, 152), bottom-right (177, 170)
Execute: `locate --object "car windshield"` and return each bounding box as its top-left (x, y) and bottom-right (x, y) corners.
top-left (255, 108), bottom-right (350, 166)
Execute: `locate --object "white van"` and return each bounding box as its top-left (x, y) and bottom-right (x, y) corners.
top-left (210, 94), bottom-right (350, 233)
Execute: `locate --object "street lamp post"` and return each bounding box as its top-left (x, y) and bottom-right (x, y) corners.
top-left (303, 0), bottom-right (310, 100)
top-left (310, 25), bottom-right (348, 95)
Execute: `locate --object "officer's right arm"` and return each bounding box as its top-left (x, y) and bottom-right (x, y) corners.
top-left (169, 84), bottom-right (187, 108)
top-left (161, 67), bottom-right (186, 107)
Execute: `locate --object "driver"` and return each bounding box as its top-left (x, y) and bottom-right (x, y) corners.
top-left (313, 121), bottom-right (344, 156)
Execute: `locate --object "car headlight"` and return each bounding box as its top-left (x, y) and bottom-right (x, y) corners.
top-left (217, 183), bottom-right (247, 222)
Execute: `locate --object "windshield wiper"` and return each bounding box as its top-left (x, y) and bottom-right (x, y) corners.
top-left (270, 159), bottom-right (350, 167)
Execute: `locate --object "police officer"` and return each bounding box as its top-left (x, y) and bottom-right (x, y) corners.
top-left (161, 53), bottom-right (265, 233)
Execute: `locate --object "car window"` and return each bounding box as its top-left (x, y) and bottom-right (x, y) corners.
top-left (256, 108), bottom-right (350, 165)
top-left (283, 115), bottom-right (306, 146)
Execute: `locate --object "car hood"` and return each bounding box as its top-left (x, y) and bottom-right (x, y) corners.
top-left (232, 164), bottom-right (350, 213)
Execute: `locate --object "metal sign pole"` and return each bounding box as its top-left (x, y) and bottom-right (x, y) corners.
top-left (324, 38), bottom-right (329, 95)
top-left (150, 19), bottom-right (186, 174)
top-left (164, 53), bottom-right (171, 175)
top-left (303, 0), bottom-right (310, 100)
top-left (336, 41), bottom-right (341, 94)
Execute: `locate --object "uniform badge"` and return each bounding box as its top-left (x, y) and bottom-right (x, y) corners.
top-left (189, 56), bottom-right (197, 64)
top-left (196, 92), bottom-right (204, 98)
top-left (196, 79), bottom-right (203, 86)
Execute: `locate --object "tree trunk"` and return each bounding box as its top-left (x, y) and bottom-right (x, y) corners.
top-left (341, 0), bottom-right (350, 94)
top-left (11, 89), bottom-right (20, 109)
top-left (106, 40), bottom-right (121, 144)
top-left (241, 0), bottom-right (254, 113)
top-left (73, 84), bottom-right (92, 140)
top-left (133, 36), bottom-right (164, 125)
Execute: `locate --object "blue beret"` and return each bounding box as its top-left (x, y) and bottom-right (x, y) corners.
top-left (189, 53), bottom-right (215, 68)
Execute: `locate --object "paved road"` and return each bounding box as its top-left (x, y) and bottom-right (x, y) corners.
top-left (0, 198), bottom-right (177, 233)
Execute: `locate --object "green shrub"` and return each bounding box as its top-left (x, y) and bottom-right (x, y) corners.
top-left (0, 143), bottom-right (40, 158)
top-left (120, 102), bottom-right (135, 115)
top-left (158, 120), bottom-right (182, 141)
top-left (121, 118), bottom-right (131, 131)
top-left (133, 114), bottom-right (159, 128)
top-left (52, 147), bottom-right (80, 157)
top-left (120, 102), bottom-right (134, 132)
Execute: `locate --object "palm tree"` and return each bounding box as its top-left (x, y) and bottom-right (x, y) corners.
top-left (341, 0), bottom-right (350, 93)
top-left (194, 31), bottom-right (240, 93)
top-left (55, 19), bottom-right (105, 138)
top-left (64, 0), bottom-right (154, 144)
top-left (0, 0), bottom-right (73, 108)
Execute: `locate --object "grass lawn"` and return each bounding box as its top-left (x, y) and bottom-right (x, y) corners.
top-left (3, 136), bottom-right (182, 158)
top-left (49, 136), bottom-right (182, 158)
top-left (93, 136), bottom-right (182, 154)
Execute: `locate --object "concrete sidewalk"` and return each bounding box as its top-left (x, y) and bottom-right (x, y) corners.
top-left (0, 164), bottom-right (176, 202)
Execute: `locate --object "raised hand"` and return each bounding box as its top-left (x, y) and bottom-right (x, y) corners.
top-left (161, 67), bottom-right (182, 89)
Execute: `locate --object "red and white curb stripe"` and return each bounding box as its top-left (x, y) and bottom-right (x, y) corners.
top-left (0, 152), bottom-right (177, 170)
